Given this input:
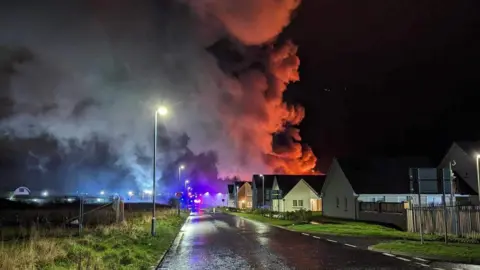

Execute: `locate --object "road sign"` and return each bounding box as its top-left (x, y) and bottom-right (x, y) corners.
top-left (175, 192), bottom-right (182, 198)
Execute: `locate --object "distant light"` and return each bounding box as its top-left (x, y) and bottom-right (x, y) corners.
top-left (96, 198), bottom-right (102, 202)
top-left (204, 192), bottom-right (210, 196)
top-left (100, 190), bottom-right (105, 195)
top-left (41, 191), bottom-right (48, 197)
top-left (128, 191), bottom-right (134, 196)
top-left (144, 190), bottom-right (152, 195)
top-left (185, 180), bottom-right (189, 183)
top-left (180, 165), bottom-right (185, 170)
top-left (194, 199), bottom-right (201, 204)
top-left (32, 198), bottom-right (39, 202)
top-left (259, 174), bottom-right (263, 177)
top-left (67, 198), bottom-right (74, 202)
top-left (217, 193), bottom-right (222, 196)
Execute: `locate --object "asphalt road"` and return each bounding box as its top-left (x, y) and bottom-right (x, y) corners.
top-left (157, 212), bottom-right (427, 270)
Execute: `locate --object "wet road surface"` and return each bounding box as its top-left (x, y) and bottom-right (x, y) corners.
top-left (158, 212), bottom-right (428, 270)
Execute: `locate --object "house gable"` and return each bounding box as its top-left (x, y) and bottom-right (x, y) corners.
top-left (438, 142), bottom-right (479, 194)
top-left (321, 158), bottom-right (356, 219)
top-left (282, 179), bottom-right (320, 212)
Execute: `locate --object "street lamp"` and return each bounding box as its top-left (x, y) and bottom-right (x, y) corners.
top-left (152, 106), bottom-right (168, 237)
top-left (41, 191), bottom-right (48, 197)
top-left (259, 174), bottom-right (265, 208)
top-left (178, 165), bottom-right (185, 184)
top-left (100, 190), bottom-right (105, 196)
top-left (476, 155), bottom-right (480, 203)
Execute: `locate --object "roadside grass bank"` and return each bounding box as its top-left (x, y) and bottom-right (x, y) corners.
top-left (228, 211), bottom-right (479, 243)
top-left (0, 210), bottom-right (187, 270)
top-left (371, 240), bottom-right (480, 264)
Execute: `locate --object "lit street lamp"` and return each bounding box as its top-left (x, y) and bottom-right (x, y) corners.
top-left (152, 106), bottom-right (168, 236)
top-left (476, 155), bottom-right (480, 203)
top-left (100, 190), bottom-right (105, 196)
top-left (178, 165), bottom-right (185, 184)
top-left (41, 191), bottom-right (48, 197)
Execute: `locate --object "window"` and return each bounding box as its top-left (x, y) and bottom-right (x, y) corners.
top-left (292, 200), bottom-right (303, 207)
top-left (344, 197), bottom-right (348, 211)
top-left (265, 189), bottom-right (271, 200)
top-left (336, 197), bottom-right (340, 208)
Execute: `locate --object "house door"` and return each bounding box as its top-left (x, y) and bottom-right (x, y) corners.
top-left (310, 199), bottom-right (322, 212)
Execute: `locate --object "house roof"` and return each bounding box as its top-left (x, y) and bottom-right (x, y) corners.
top-left (302, 175), bottom-right (327, 195)
top-left (455, 141), bottom-right (480, 157)
top-left (336, 157), bottom-right (433, 194)
top-left (252, 174), bottom-right (275, 189)
top-left (275, 175), bottom-right (300, 195)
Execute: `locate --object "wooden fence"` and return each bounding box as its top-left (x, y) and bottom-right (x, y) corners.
top-left (359, 202), bottom-right (404, 214)
top-left (407, 205), bottom-right (480, 239)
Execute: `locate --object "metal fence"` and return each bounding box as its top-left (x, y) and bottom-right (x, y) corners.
top-left (407, 205), bottom-right (480, 239)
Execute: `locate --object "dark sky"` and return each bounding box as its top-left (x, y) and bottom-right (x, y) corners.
top-left (282, 1), bottom-right (480, 170)
top-left (1, 0), bottom-right (479, 180)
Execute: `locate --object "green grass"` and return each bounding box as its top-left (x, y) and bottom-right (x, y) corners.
top-left (230, 212), bottom-right (445, 241)
top-left (372, 240), bottom-right (480, 262)
top-left (0, 210), bottom-right (187, 270)
top-left (231, 212), bottom-right (296, 226)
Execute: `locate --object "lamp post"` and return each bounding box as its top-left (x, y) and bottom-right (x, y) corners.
top-left (152, 106), bottom-right (168, 237)
top-left (476, 155), bottom-right (480, 204)
top-left (178, 165), bottom-right (185, 184)
top-left (185, 180), bottom-right (189, 191)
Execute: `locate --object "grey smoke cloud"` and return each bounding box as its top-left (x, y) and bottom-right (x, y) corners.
top-left (0, 0), bottom-right (303, 189)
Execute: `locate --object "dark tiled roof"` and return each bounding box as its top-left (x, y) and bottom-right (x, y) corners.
top-left (337, 157), bottom-right (433, 194)
top-left (275, 175), bottom-right (300, 195)
top-left (302, 175), bottom-right (327, 195)
top-left (455, 141), bottom-right (480, 157)
top-left (252, 174), bottom-right (275, 189)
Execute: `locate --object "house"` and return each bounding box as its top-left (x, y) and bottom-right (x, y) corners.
top-left (251, 174), bottom-right (275, 209)
top-left (321, 157), bottom-right (452, 220)
top-left (270, 175), bottom-right (326, 212)
top-left (227, 181), bottom-right (252, 209)
top-left (438, 141), bottom-right (480, 204)
top-left (237, 182), bottom-right (252, 209)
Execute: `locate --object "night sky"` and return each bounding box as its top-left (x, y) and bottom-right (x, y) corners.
top-left (283, 1), bottom-right (480, 170)
top-left (1, 0), bottom-right (479, 190)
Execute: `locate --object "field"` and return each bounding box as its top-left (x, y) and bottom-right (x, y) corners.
top-left (0, 209), bottom-right (186, 270)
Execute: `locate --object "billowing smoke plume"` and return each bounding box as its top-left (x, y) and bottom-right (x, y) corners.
top-left (0, 0), bottom-right (316, 191)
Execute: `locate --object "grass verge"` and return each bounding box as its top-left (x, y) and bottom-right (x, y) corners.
top-left (0, 210), bottom-right (187, 270)
top-left (229, 212), bottom-right (445, 241)
top-left (371, 240), bottom-right (480, 263)
top-left (230, 212), bottom-right (296, 226)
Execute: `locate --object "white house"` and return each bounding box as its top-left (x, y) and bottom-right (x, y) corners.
top-left (321, 157), bottom-right (458, 220)
top-left (438, 141), bottom-right (480, 204)
top-left (271, 175), bottom-right (326, 212)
